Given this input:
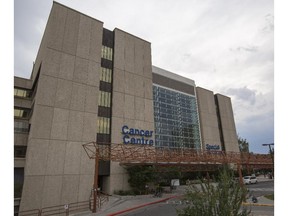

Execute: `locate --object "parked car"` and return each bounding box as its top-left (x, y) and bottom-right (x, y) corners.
top-left (243, 176), bottom-right (257, 184)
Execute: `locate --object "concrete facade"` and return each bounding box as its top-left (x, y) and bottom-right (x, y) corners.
top-left (19, 2), bottom-right (102, 211)
top-left (196, 87), bottom-right (222, 150)
top-left (14, 2), bottom-right (239, 212)
top-left (107, 29), bottom-right (154, 194)
top-left (215, 94), bottom-right (239, 152)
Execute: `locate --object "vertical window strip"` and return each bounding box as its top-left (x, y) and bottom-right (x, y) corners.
top-left (101, 46), bottom-right (113, 61)
top-left (100, 67), bottom-right (112, 83)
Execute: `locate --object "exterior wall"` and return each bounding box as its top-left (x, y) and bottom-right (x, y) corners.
top-left (15, 2), bottom-right (240, 209)
top-left (215, 94), bottom-right (239, 152)
top-left (20, 2), bottom-right (103, 211)
top-left (196, 87), bottom-right (222, 151)
top-left (108, 29), bottom-right (154, 194)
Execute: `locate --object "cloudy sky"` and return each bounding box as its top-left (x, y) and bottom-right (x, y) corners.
top-left (14, 0), bottom-right (274, 153)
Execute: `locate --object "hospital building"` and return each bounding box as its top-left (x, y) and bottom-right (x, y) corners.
top-left (14, 2), bottom-right (239, 211)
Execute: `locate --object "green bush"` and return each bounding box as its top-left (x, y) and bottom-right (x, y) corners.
top-left (178, 167), bottom-right (251, 216)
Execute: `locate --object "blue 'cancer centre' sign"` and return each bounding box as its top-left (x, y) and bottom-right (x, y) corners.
top-left (122, 125), bottom-right (154, 145)
top-left (206, 144), bottom-right (220, 150)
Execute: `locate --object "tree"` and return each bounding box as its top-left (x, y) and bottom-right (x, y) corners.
top-left (238, 136), bottom-right (249, 153)
top-left (177, 167), bottom-right (251, 216)
top-left (127, 166), bottom-right (156, 194)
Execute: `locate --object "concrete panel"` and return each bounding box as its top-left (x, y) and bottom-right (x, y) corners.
top-left (74, 57), bottom-right (89, 84)
top-left (55, 79), bottom-right (73, 109)
top-left (89, 20), bottom-right (103, 62)
top-left (14, 158), bottom-right (26, 168)
top-left (59, 53), bottom-right (75, 81)
top-left (134, 38), bottom-right (144, 76)
top-left (61, 175), bottom-right (79, 204)
top-left (25, 139), bottom-right (49, 176)
top-left (20, 176), bottom-right (45, 211)
top-left (14, 133), bottom-right (28, 146)
top-left (46, 4), bottom-right (67, 51)
top-left (143, 42), bottom-right (152, 79)
top-left (50, 108), bottom-right (69, 140)
top-left (133, 76), bottom-right (144, 98)
top-left (122, 119), bottom-right (135, 131)
top-left (124, 34), bottom-right (135, 73)
top-left (113, 68), bottom-right (125, 93)
top-left (135, 97), bottom-right (145, 121)
top-left (114, 29), bottom-right (125, 70)
top-left (87, 61), bottom-right (100, 87)
top-left (144, 78), bottom-right (153, 99)
top-left (42, 175), bottom-right (62, 208)
top-left (70, 83), bottom-right (86, 111)
top-left (215, 94), bottom-right (239, 152)
top-left (14, 98), bottom-right (29, 108)
top-left (64, 141), bottom-right (82, 174)
top-left (77, 15), bottom-right (91, 59)
top-left (14, 97), bottom-right (32, 108)
top-left (80, 146), bottom-right (94, 174)
top-left (78, 174), bottom-right (94, 201)
top-left (111, 117), bottom-right (124, 144)
top-left (124, 94), bottom-right (135, 119)
top-left (109, 162), bottom-right (130, 193)
top-left (67, 110), bottom-right (84, 141)
top-left (62, 10), bottom-right (80, 55)
top-left (42, 49), bottom-right (61, 77)
top-left (144, 99), bottom-right (154, 123)
top-left (46, 140), bottom-right (66, 175)
top-left (30, 105), bottom-right (53, 139)
top-left (36, 75), bottom-right (58, 106)
top-left (124, 72), bottom-right (136, 95)
top-left (112, 92), bottom-right (124, 118)
top-left (85, 85), bottom-right (98, 113)
top-left (82, 112), bottom-right (97, 142)
top-left (14, 76), bottom-right (32, 89)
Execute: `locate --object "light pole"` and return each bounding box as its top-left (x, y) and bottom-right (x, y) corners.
top-left (262, 143), bottom-right (274, 178)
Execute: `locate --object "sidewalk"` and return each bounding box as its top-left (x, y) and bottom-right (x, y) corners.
top-left (243, 195), bottom-right (274, 207)
top-left (93, 193), bottom-right (181, 216)
top-left (74, 179), bottom-right (274, 216)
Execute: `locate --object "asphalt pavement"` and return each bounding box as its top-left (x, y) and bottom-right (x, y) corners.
top-left (73, 175), bottom-right (274, 216)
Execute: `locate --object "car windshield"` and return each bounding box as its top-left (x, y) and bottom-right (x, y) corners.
top-left (244, 176), bottom-right (250, 179)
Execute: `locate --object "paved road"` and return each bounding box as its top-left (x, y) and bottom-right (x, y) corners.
top-left (246, 181), bottom-right (274, 197)
top-left (122, 181), bottom-right (274, 216)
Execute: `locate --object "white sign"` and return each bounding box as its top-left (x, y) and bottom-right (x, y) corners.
top-left (171, 179), bottom-right (180, 186)
top-left (64, 204), bottom-right (69, 210)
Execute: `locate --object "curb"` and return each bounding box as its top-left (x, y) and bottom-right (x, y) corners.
top-left (107, 195), bottom-right (181, 216)
top-left (242, 202), bottom-right (274, 207)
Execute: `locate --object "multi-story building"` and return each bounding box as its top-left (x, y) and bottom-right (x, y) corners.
top-left (14, 2), bottom-right (239, 211)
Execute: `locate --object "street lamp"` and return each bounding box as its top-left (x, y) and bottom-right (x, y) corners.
top-left (262, 143), bottom-right (274, 178)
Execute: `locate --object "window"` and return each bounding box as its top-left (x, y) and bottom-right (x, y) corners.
top-left (100, 67), bottom-right (112, 83)
top-left (14, 121), bottom-right (29, 133)
top-left (101, 46), bottom-right (113, 61)
top-left (14, 108), bottom-right (30, 118)
top-left (14, 88), bottom-right (31, 98)
top-left (14, 146), bottom-right (27, 158)
top-left (97, 117), bottom-right (110, 134)
top-left (153, 85), bottom-right (201, 149)
top-left (98, 91), bottom-right (111, 107)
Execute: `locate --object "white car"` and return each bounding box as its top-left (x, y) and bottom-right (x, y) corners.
top-left (243, 176), bottom-right (257, 184)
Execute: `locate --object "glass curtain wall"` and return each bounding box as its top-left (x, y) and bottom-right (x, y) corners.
top-left (153, 85), bottom-right (201, 149)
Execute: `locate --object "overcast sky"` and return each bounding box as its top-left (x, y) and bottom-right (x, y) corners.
top-left (14, 0), bottom-right (274, 153)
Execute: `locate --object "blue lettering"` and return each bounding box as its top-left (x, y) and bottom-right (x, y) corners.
top-left (123, 135), bottom-right (130, 144)
top-left (206, 144), bottom-right (220, 150)
top-left (122, 125), bottom-right (129, 134)
top-left (121, 125), bottom-right (154, 145)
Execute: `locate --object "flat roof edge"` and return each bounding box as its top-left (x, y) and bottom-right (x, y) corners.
top-left (152, 65), bottom-right (195, 86)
